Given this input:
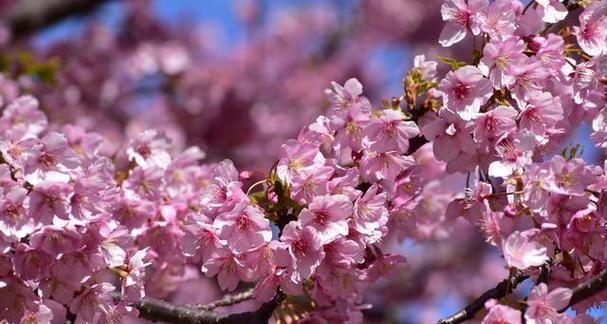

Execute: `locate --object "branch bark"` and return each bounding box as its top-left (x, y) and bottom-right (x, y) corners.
top-left (563, 267), bottom-right (607, 311)
top-left (193, 289), bottom-right (255, 311)
top-left (436, 266), bottom-right (607, 324)
top-left (114, 290), bottom-right (282, 324)
top-left (3, 0), bottom-right (111, 39)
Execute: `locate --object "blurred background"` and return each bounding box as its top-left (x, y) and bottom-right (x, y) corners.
top-left (1, 0), bottom-right (450, 172)
top-left (0, 1), bottom-right (602, 323)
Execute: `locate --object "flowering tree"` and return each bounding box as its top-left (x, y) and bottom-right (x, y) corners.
top-left (1, 0), bottom-right (607, 323)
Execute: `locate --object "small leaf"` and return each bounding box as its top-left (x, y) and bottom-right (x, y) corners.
top-left (436, 55), bottom-right (467, 70)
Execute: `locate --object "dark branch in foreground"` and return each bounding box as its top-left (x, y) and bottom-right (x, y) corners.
top-left (113, 291), bottom-right (282, 324)
top-left (563, 267), bottom-right (607, 311)
top-left (435, 270), bottom-right (529, 324)
top-left (437, 266), bottom-right (607, 324)
top-left (3, 0), bottom-right (110, 39)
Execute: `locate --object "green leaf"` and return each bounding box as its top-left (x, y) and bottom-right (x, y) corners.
top-left (560, 143), bottom-right (584, 160)
top-left (436, 55), bottom-right (467, 70)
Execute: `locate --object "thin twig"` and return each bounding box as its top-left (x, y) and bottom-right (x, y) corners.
top-left (194, 289), bottom-right (255, 311)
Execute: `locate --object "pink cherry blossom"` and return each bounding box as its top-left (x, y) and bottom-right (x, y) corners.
top-left (252, 243), bottom-right (302, 302)
top-left (127, 130), bottom-right (172, 169)
top-left (535, 0), bottom-right (568, 23)
top-left (29, 226), bottom-right (82, 255)
top-left (0, 95), bottom-right (47, 137)
top-left (518, 91), bottom-right (563, 142)
top-left (359, 152), bottom-right (415, 185)
top-left (213, 202), bottom-right (271, 253)
top-left (0, 275), bottom-right (39, 323)
top-left (291, 165), bottom-right (333, 204)
top-left (280, 222), bottom-right (325, 281)
top-left (0, 128), bottom-right (39, 170)
top-left (473, 106), bottom-right (518, 144)
top-left (363, 109), bottom-right (419, 154)
top-left (69, 283), bottom-right (116, 323)
top-left (543, 156), bottom-right (597, 196)
top-left (574, 1), bottom-right (607, 57)
top-left (525, 283), bottom-right (573, 324)
top-left (439, 0), bottom-right (487, 47)
top-left (510, 57), bottom-right (551, 105)
top-left (0, 2), bottom-right (606, 323)
top-left (120, 248), bottom-right (151, 303)
top-left (0, 186), bottom-right (29, 237)
top-left (325, 78), bottom-right (370, 117)
top-left (413, 55), bottom-right (438, 81)
top-left (299, 194), bottom-right (352, 244)
top-left (502, 229), bottom-right (548, 270)
top-left (199, 160), bottom-right (248, 218)
top-left (424, 108), bottom-right (476, 164)
top-left (478, 36), bottom-right (527, 89)
top-left (438, 66), bottom-right (493, 120)
top-left (488, 131), bottom-right (536, 178)
top-left (534, 34), bottom-right (567, 72)
top-left (476, 0), bottom-right (516, 40)
top-left (28, 181), bottom-right (73, 224)
top-left (276, 140), bottom-right (325, 182)
top-left (482, 299), bottom-right (522, 324)
top-left (202, 249), bottom-right (251, 291)
top-left (352, 184), bottom-right (388, 244)
top-left (13, 243), bottom-right (53, 280)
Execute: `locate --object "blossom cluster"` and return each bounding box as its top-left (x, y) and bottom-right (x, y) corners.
top-left (432, 0), bottom-right (607, 322)
top-left (0, 93), bottom-right (144, 322)
top-left (0, 84), bottom-right (226, 322)
top-left (189, 76), bottom-right (453, 321)
top-left (0, 73), bottom-right (448, 322)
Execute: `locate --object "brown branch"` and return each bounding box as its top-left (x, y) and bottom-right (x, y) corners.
top-left (194, 289), bottom-right (255, 311)
top-left (436, 264), bottom-right (607, 324)
top-left (114, 291), bottom-right (283, 324)
top-left (3, 0), bottom-right (111, 39)
top-left (563, 267), bottom-right (607, 311)
top-left (435, 270), bottom-right (529, 324)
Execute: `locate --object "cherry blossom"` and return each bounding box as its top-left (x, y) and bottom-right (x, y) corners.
top-left (502, 229), bottom-right (548, 270)
top-left (439, 0), bottom-right (487, 46)
top-left (525, 283), bottom-right (573, 324)
top-left (438, 66), bottom-right (493, 120)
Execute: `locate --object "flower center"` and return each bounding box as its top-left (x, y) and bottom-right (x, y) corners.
top-left (453, 82), bottom-right (470, 100)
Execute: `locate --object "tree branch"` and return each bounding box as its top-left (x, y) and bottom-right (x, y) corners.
top-left (113, 290), bottom-right (282, 324)
top-left (435, 270), bottom-right (529, 324)
top-left (563, 267), bottom-right (607, 311)
top-left (193, 289), bottom-right (255, 311)
top-left (436, 265), bottom-right (607, 324)
top-left (3, 0), bottom-right (111, 39)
